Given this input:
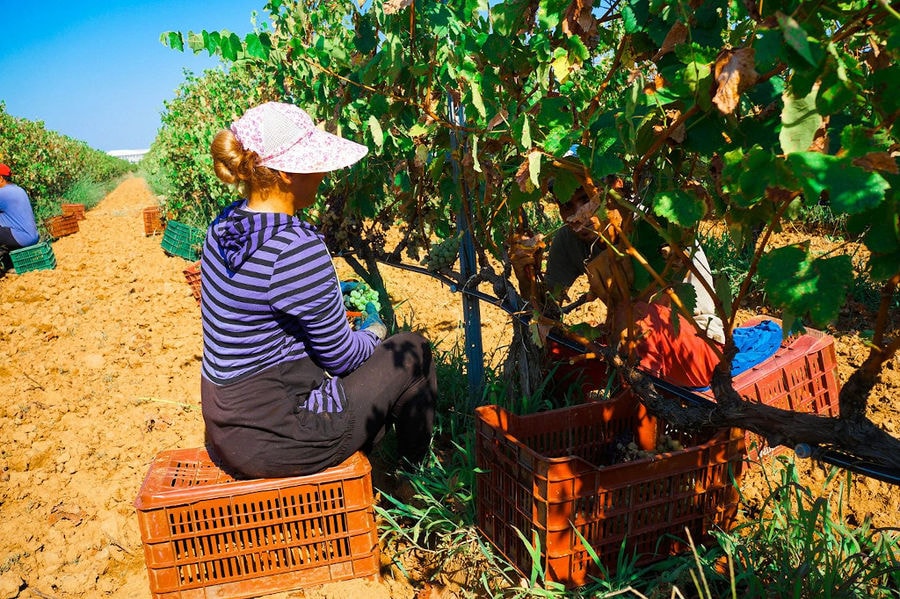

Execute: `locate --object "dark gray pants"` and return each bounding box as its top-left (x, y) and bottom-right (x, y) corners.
top-left (202, 331), bottom-right (437, 478)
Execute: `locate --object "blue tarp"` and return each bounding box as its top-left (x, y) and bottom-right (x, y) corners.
top-left (731, 319), bottom-right (783, 377)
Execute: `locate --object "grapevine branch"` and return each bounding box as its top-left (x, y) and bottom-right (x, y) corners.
top-left (605, 348), bottom-right (900, 470)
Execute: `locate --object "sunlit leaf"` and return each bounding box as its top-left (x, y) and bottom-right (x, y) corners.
top-left (776, 11), bottom-right (817, 66)
top-left (368, 115), bottom-right (384, 149)
top-left (652, 190), bottom-right (706, 227)
top-left (528, 151), bottom-right (542, 188)
top-left (521, 114), bottom-right (532, 150)
top-left (786, 153), bottom-right (889, 214)
top-left (162, 31), bottom-right (184, 52)
top-left (245, 33), bottom-right (270, 60)
top-left (187, 31), bottom-right (205, 53)
top-left (758, 247), bottom-right (853, 325)
top-left (219, 32), bottom-right (242, 61)
top-left (780, 88), bottom-right (822, 155)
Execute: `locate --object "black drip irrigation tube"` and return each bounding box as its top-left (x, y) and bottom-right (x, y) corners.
top-left (373, 258), bottom-right (900, 486)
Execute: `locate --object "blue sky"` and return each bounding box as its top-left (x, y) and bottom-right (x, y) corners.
top-left (1, 1), bottom-right (265, 152)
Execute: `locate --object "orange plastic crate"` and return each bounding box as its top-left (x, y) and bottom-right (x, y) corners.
top-left (183, 262), bottom-right (201, 305)
top-left (45, 214), bottom-right (79, 238)
top-left (134, 448), bottom-right (380, 599)
top-left (143, 206), bottom-right (165, 236)
top-left (697, 317), bottom-right (840, 459)
top-left (475, 393), bottom-right (744, 588)
top-left (61, 202), bottom-right (85, 220)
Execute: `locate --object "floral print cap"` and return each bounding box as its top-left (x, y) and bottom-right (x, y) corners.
top-left (230, 102), bottom-right (368, 173)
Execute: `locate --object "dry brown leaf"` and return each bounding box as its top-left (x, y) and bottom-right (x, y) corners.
top-left (653, 21), bottom-right (688, 61)
top-left (852, 152), bottom-right (900, 174)
top-left (487, 109), bottom-right (508, 131)
top-left (515, 158), bottom-right (532, 192)
top-left (563, 0), bottom-right (598, 45)
top-left (712, 47), bottom-right (759, 115)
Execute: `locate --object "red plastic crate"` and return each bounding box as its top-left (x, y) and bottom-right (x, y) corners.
top-left (45, 214), bottom-right (79, 238)
top-left (697, 317), bottom-right (840, 459)
top-left (547, 317), bottom-right (840, 460)
top-left (143, 206), bottom-right (165, 236)
top-left (134, 448), bottom-right (380, 599)
top-left (183, 262), bottom-right (201, 305)
top-left (61, 202), bottom-right (85, 220)
top-left (475, 393), bottom-right (744, 588)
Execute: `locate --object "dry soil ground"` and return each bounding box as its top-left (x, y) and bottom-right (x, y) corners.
top-left (0, 177), bottom-right (897, 599)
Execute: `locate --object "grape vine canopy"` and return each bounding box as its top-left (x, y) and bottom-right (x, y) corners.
top-left (161, 0), bottom-right (900, 472)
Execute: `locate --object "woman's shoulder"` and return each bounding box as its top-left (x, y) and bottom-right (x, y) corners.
top-left (268, 219), bottom-right (327, 255)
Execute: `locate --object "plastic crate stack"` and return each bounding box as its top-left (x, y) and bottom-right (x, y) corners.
top-left (134, 448), bottom-right (380, 598)
top-left (161, 221), bottom-right (205, 261)
top-left (9, 242), bottom-right (56, 273)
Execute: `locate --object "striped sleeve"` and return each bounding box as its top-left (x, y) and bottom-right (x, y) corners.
top-left (268, 231), bottom-right (378, 375)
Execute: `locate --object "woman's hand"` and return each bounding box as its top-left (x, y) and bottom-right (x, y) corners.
top-left (354, 302), bottom-right (387, 340)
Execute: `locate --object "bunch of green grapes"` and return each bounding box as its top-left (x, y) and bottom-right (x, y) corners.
top-left (343, 282), bottom-right (381, 313)
top-left (422, 236), bottom-right (460, 272)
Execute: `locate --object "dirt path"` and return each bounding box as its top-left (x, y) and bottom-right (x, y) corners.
top-left (0, 177), bottom-right (896, 599)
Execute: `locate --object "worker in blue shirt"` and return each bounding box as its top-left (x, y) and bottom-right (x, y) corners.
top-left (0, 163), bottom-right (39, 250)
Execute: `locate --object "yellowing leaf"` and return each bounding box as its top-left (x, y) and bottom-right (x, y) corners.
top-left (528, 151), bottom-right (542, 188)
top-left (551, 53), bottom-right (572, 83)
top-left (368, 115), bottom-right (384, 149)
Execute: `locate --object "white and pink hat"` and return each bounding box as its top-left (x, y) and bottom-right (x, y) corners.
top-left (230, 102), bottom-right (368, 173)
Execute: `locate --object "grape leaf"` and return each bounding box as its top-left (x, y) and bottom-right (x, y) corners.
top-left (758, 246), bottom-right (853, 325)
top-left (780, 88), bottom-right (822, 155)
top-left (162, 31), bottom-right (184, 52)
top-left (528, 151), bottom-right (542, 188)
top-left (776, 11), bottom-right (817, 66)
top-left (652, 190), bottom-right (706, 227)
top-left (245, 33), bottom-right (270, 60)
top-left (368, 116), bottom-right (384, 149)
top-left (786, 153), bottom-right (889, 214)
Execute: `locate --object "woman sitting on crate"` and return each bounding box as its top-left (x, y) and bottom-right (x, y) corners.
top-left (510, 175), bottom-right (761, 391)
top-left (200, 102), bottom-right (437, 479)
top-left (0, 163), bottom-right (39, 252)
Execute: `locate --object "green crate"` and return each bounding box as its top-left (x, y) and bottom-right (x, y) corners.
top-left (10, 242), bottom-right (56, 273)
top-left (160, 221), bottom-right (205, 261)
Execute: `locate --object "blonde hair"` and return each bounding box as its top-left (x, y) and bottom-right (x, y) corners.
top-left (210, 129), bottom-right (280, 194)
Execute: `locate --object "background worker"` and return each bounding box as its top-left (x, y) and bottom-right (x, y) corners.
top-left (0, 163), bottom-right (40, 251)
top-left (510, 178), bottom-right (728, 389)
top-left (200, 101), bottom-right (437, 480)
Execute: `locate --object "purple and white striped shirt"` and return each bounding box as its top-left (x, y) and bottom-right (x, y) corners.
top-left (200, 200), bottom-right (378, 385)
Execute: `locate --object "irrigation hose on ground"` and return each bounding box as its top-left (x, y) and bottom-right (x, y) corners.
top-left (373, 257), bottom-right (900, 486)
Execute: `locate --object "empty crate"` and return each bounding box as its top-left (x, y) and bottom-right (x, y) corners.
top-left (134, 448), bottom-right (380, 599)
top-left (161, 220), bottom-right (205, 261)
top-left (475, 392), bottom-right (744, 588)
top-left (9, 242), bottom-right (56, 273)
top-left (697, 317), bottom-right (840, 459)
top-left (45, 214), bottom-right (79, 238)
top-left (61, 202), bottom-right (86, 220)
top-left (143, 206), bottom-right (165, 236)
top-left (183, 262), bottom-right (201, 305)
